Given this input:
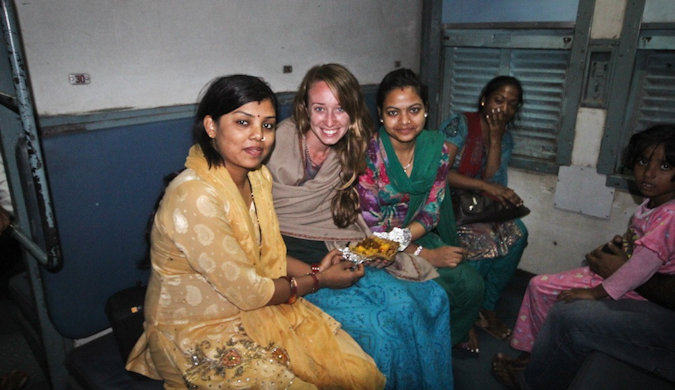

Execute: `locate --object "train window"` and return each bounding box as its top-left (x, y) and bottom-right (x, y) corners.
top-left (440, 27), bottom-right (577, 173)
top-left (599, 26), bottom-right (675, 187)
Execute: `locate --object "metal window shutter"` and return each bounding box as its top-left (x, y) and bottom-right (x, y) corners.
top-left (510, 49), bottom-right (570, 162)
top-left (634, 50), bottom-right (675, 131)
top-left (445, 47), bottom-right (501, 115)
top-left (444, 47), bottom-right (570, 163)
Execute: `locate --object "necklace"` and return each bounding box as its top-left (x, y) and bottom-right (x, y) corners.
top-left (402, 147), bottom-right (416, 173)
top-left (305, 139), bottom-right (320, 167)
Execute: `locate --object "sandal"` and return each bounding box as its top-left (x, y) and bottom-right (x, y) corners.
top-left (476, 309), bottom-right (512, 340)
top-left (493, 352), bottom-right (530, 369)
top-left (491, 354), bottom-right (524, 389)
top-left (0, 370), bottom-right (28, 390)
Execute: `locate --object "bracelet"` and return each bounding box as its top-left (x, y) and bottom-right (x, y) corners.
top-left (309, 273), bottom-right (320, 293)
top-left (310, 263), bottom-right (320, 274)
top-left (282, 276), bottom-right (298, 304)
top-left (413, 245), bottom-right (423, 256)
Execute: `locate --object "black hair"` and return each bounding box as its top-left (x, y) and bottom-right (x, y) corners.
top-left (622, 124), bottom-right (675, 182)
top-left (477, 75), bottom-right (523, 111)
top-left (376, 68), bottom-right (429, 112)
top-left (193, 75), bottom-right (278, 168)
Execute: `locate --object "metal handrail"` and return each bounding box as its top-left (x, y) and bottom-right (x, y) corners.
top-left (0, 91), bottom-right (17, 113)
top-left (7, 222), bottom-right (47, 264)
top-left (1, 0), bottom-right (59, 269)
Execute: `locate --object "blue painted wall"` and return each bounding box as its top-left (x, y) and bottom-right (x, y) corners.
top-left (39, 89), bottom-right (379, 338)
top-left (443, 0), bottom-right (579, 24)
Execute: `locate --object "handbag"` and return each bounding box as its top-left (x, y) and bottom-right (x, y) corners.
top-left (105, 284), bottom-right (147, 361)
top-left (451, 189), bottom-right (530, 226)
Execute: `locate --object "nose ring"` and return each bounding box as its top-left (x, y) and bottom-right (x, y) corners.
top-left (261, 136), bottom-right (266, 141)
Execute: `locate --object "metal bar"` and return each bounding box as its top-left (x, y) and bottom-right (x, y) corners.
top-left (1, 0), bottom-right (60, 269)
top-left (7, 222), bottom-right (47, 264)
top-left (420, 0), bottom-right (443, 128)
top-left (597, 0), bottom-right (647, 174)
top-left (443, 22), bottom-right (577, 30)
top-left (0, 90), bottom-right (17, 112)
top-left (555, 0), bottom-right (596, 166)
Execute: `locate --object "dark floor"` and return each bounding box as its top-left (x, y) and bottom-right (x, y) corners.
top-left (0, 229), bottom-right (531, 390)
top-left (453, 268), bottom-right (531, 390)
top-left (0, 234), bottom-right (49, 390)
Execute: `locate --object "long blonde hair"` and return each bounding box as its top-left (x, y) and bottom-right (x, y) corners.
top-left (292, 64), bottom-right (373, 228)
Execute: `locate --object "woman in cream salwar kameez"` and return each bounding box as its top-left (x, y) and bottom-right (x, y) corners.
top-left (126, 75), bottom-right (385, 390)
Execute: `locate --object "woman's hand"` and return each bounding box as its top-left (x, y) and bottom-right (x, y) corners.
top-left (482, 182), bottom-right (522, 207)
top-left (365, 258), bottom-right (393, 269)
top-left (484, 107), bottom-right (508, 143)
top-left (317, 248), bottom-right (346, 272)
top-left (318, 261), bottom-right (365, 289)
top-left (422, 246), bottom-right (466, 268)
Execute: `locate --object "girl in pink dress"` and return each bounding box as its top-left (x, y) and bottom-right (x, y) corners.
top-left (493, 124), bottom-right (675, 388)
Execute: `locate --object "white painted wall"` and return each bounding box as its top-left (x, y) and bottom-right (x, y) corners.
top-left (510, 168), bottom-right (639, 275)
top-left (15, 0), bottom-right (422, 116)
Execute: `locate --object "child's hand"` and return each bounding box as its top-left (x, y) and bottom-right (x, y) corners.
top-left (558, 285), bottom-right (608, 302)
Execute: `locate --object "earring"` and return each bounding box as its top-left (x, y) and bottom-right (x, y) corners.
top-left (481, 101), bottom-right (485, 107)
top-left (424, 113), bottom-right (428, 118)
top-left (380, 119), bottom-right (383, 123)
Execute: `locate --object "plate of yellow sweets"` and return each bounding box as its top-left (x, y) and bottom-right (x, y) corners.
top-left (341, 228), bottom-right (411, 265)
top-left (349, 236), bottom-right (400, 262)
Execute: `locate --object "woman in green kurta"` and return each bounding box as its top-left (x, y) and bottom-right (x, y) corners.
top-left (358, 68), bottom-right (484, 352)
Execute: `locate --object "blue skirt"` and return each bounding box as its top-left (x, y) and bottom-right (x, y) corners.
top-left (304, 267), bottom-right (454, 390)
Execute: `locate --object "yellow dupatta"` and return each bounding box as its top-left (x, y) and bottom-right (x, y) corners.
top-left (185, 146), bottom-right (384, 390)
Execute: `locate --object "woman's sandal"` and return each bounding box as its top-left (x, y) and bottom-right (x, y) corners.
top-left (491, 353), bottom-right (527, 389)
top-left (0, 370), bottom-right (28, 390)
top-left (476, 310), bottom-right (512, 340)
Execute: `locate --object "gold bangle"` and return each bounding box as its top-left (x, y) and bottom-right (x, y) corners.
top-left (283, 276), bottom-right (298, 305)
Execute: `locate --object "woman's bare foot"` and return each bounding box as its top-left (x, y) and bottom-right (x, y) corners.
top-left (476, 309), bottom-right (512, 340)
top-left (454, 327), bottom-right (480, 356)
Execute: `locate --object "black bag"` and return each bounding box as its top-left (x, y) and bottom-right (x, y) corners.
top-left (451, 190), bottom-right (530, 226)
top-left (105, 284), bottom-right (147, 361)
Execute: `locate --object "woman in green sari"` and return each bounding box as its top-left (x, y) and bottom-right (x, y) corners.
top-left (358, 68), bottom-right (485, 353)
